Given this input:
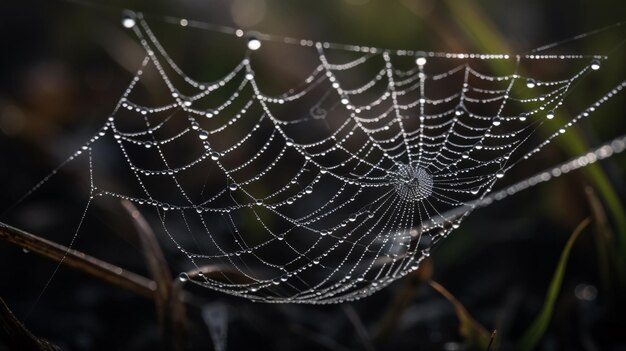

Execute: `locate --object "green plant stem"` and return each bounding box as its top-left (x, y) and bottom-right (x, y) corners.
top-left (517, 217), bottom-right (591, 351)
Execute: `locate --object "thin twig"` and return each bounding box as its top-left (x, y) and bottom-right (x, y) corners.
top-left (486, 329), bottom-right (497, 351)
top-left (429, 280), bottom-right (492, 348)
top-left (0, 296), bottom-right (60, 351)
top-left (120, 200), bottom-right (187, 350)
top-left (374, 258), bottom-right (432, 342)
top-left (0, 222), bottom-right (156, 299)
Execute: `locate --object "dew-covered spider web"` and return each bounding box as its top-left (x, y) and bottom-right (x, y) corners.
top-left (12, 12), bottom-right (626, 304)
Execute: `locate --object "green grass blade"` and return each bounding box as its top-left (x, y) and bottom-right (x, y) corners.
top-left (443, 0), bottom-right (626, 253)
top-left (517, 218), bottom-right (592, 351)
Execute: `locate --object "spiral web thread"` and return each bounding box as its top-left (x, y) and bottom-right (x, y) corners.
top-left (16, 13), bottom-right (626, 304)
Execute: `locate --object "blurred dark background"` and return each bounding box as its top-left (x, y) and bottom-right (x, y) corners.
top-left (0, 0), bottom-right (625, 350)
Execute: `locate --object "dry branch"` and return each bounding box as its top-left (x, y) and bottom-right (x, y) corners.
top-left (0, 222), bottom-right (156, 299)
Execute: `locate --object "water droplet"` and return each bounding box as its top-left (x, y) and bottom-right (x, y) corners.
top-left (121, 10), bottom-right (136, 29)
top-left (198, 131), bottom-right (209, 140)
top-left (245, 72), bottom-right (254, 80)
top-left (496, 173), bottom-right (504, 179)
top-left (575, 283), bottom-right (598, 301)
top-left (247, 36), bottom-right (262, 51)
top-left (415, 55), bottom-right (427, 66)
top-left (546, 110), bottom-right (555, 119)
top-left (349, 214), bottom-right (357, 222)
top-left (590, 59), bottom-right (600, 70)
top-left (526, 78), bottom-right (536, 89)
top-left (455, 107), bottom-right (464, 116)
top-left (305, 186), bottom-right (313, 194)
top-left (229, 183), bottom-right (238, 191)
top-left (22, 248), bottom-right (29, 254)
top-left (285, 138), bottom-right (294, 147)
top-left (178, 273), bottom-right (189, 282)
top-left (211, 152), bottom-right (220, 160)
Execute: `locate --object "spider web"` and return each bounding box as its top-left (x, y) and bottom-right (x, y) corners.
top-left (12, 12), bottom-right (626, 304)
